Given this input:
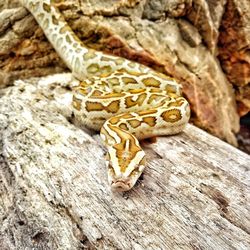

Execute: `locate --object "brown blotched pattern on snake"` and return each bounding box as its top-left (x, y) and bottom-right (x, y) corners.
top-left (21, 0), bottom-right (190, 191)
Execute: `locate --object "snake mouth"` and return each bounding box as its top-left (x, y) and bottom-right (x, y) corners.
top-left (111, 180), bottom-right (132, 192)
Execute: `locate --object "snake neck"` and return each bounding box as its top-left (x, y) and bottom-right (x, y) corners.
top-left (21, 0), bottom-right (151, 81)
top-left (21, 0), bottom-right (86, 74)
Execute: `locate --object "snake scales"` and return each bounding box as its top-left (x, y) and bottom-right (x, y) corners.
top-left (21, 0), bottom-right (190, 192)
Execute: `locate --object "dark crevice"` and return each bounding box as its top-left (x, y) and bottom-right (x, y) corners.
top-left (197, 183), bottom-right (250, 235)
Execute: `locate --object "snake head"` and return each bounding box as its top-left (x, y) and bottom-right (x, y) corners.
top-left (106, 140), bottom-right (146, 192)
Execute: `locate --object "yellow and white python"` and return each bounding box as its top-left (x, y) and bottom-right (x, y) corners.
top-left (20, 0), bottom-right (190, 191)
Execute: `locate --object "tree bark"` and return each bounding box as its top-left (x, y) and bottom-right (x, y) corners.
top-left (1, 0), bottom-right (250, 145)
top-left (0, 73), bottom-right (250, 249)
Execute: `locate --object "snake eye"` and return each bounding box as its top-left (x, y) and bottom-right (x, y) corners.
top-left (129, 164), bottom-right (145, 177)
top-left (129, 167), bottom-right (139, 177)
top-left (105, 153), bottom-right (110, 167)
top-left (108, 163), bottom-right (115, 175)
top-left (129, 156), bottom-right (146, 177)
top-left (105, 153), bottom-right (110, 161)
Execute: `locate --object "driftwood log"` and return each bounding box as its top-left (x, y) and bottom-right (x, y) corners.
top-left (0, 73), bottom-right (250, 249)
top-left (1, 0), bottom-right (250, 146)
top-left (1, 0), bottom-right (250, 249)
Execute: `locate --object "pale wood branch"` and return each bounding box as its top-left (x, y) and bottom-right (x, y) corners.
top-left (0, 74), bottom-right (249, 249)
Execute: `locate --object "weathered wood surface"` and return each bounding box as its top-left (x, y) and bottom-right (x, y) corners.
top-left (0, 74), bottom-right (249, 249)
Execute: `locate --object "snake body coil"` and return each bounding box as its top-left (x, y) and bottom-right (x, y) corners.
top-left (21, 0), bottom-right (190, 191)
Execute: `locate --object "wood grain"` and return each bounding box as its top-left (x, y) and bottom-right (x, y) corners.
top-left (0, 74), bottom-right (249, 249)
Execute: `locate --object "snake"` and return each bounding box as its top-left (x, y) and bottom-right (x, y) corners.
top-left (20, 0), bottom-right (190, 192)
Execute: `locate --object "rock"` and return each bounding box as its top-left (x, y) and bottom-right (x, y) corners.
top-left (218, 0), bottom-right (250, 116)
top-left (0, 0), bottom-right (243, 145)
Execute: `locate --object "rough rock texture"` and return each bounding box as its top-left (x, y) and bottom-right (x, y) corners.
top-left (0, 4), bottom-right (67, 86)
top-left (218, 0), bottom-right (250, 116)
top-left (0, 74), bottom-right (250, 249)
top-left (0, 0), bottom-right (243, 146)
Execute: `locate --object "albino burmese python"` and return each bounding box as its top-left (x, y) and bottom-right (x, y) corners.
top-left (21, 0), bottom-right (190, 191)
